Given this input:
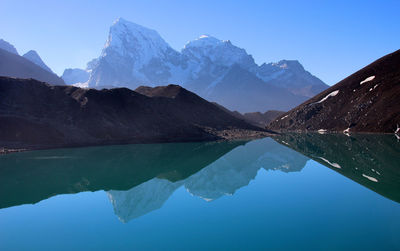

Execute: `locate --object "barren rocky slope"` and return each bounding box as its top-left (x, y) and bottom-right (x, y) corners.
top-left (267, 50), bottom-right (400, 133)
top-left (0, 77), bottom-right (271, 152)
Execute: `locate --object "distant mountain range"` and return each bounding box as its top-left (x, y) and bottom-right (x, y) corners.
top-left (267, 49), bottom-right (400, 133)
top-left (22, 50), bottom-right (54, 73)
top-left (0, 39), bottom-right (18, 55)
top-left (0, 48), bottom-right (64, 85)
top-left (61, 68), bottom-right (89, 85)
top-left (63, 18), bottom-right (328, 112)
top-left (0, 19), bottom-right (328, 112)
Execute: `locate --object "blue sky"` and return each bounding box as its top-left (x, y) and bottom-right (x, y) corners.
top-left (1, 0), bottom-right (399, 85)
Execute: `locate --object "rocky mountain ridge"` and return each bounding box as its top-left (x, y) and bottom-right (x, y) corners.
top-left (267, 49), bottom-right (400, 133)
top-left (0, 76), bottom-right (271, 152)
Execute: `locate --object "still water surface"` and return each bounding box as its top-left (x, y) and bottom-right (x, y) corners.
top-left (0, 134), bottom-right (399, 250)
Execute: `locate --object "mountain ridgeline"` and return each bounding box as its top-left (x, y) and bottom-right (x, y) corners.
top-left (0, 48), bottom-right (64, 85)
top-left (68, 18), bottom-right (328, 112)
top-left (268, 49), bottom-right (400, 133)
top-left (0, 77), bottom-right (271, 152)
top-left (22, 50), bottom-right (54, 73)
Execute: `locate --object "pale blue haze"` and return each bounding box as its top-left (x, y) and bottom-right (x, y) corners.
top-left (0, 0), bottom-right (399, 85)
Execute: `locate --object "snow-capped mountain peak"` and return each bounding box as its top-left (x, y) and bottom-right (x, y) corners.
top-left (103, 18), bottom-right (171, 60)
top-left (87, 18), bottom-right (183, 88)
top-left (182, 35), bottom-right (256, 70)
top-left (274, 60), bottom-right (305, 71)
top-left (183, 34), bottom-right (226, 49)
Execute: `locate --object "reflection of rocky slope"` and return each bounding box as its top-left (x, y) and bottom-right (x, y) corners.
top-left (107, 138), bottom-right (309, 222)
top-left (274, 133), bottom-right (400, 203)
top-left (0, 141), bottom-right (243, 209)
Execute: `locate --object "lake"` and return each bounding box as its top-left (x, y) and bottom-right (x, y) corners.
top-left (0, 134), bottom-right (399, 250)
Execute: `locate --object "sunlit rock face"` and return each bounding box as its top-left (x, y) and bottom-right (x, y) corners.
top-left (107, 138), bottom-right (309, 222)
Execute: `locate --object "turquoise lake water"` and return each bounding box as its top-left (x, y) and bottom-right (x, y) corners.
top-left (0, 134), bottom-right (399, 250)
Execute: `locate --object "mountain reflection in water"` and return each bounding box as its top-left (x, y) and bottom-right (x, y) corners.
top-left (107, 138), bottom-right (308, 222)
top-left (0, 134), bottom-right (399, 223)
top-left (0, 138), bottom-right (308, 222)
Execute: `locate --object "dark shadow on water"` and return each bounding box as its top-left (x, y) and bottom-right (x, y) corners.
top-left (273, 133), bottom-right (400, 203)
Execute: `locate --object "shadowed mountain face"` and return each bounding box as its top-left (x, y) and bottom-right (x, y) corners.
top-left (0, 77), bottom-right (269, 151)
top-left (0, 39), bottom-right (18, 55)
top-left (0, 48), bottom-right (64, 86)
top-left (268, 50), bottom-right (400, 133)
top-left (273, 133), bottom-right (400, 203)
top-left (22, 50), bottom-right (53, 73)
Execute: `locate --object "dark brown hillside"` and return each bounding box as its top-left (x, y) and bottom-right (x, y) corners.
top-left (0, 77), bottom-right (271, 152)
top-left (267, 49), bottom-right (400, 133)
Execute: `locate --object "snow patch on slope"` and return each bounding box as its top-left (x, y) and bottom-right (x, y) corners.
top-left (360, 76), bottom-right (375, 85)
top-left (316, 90), bottom-right (339, 104)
